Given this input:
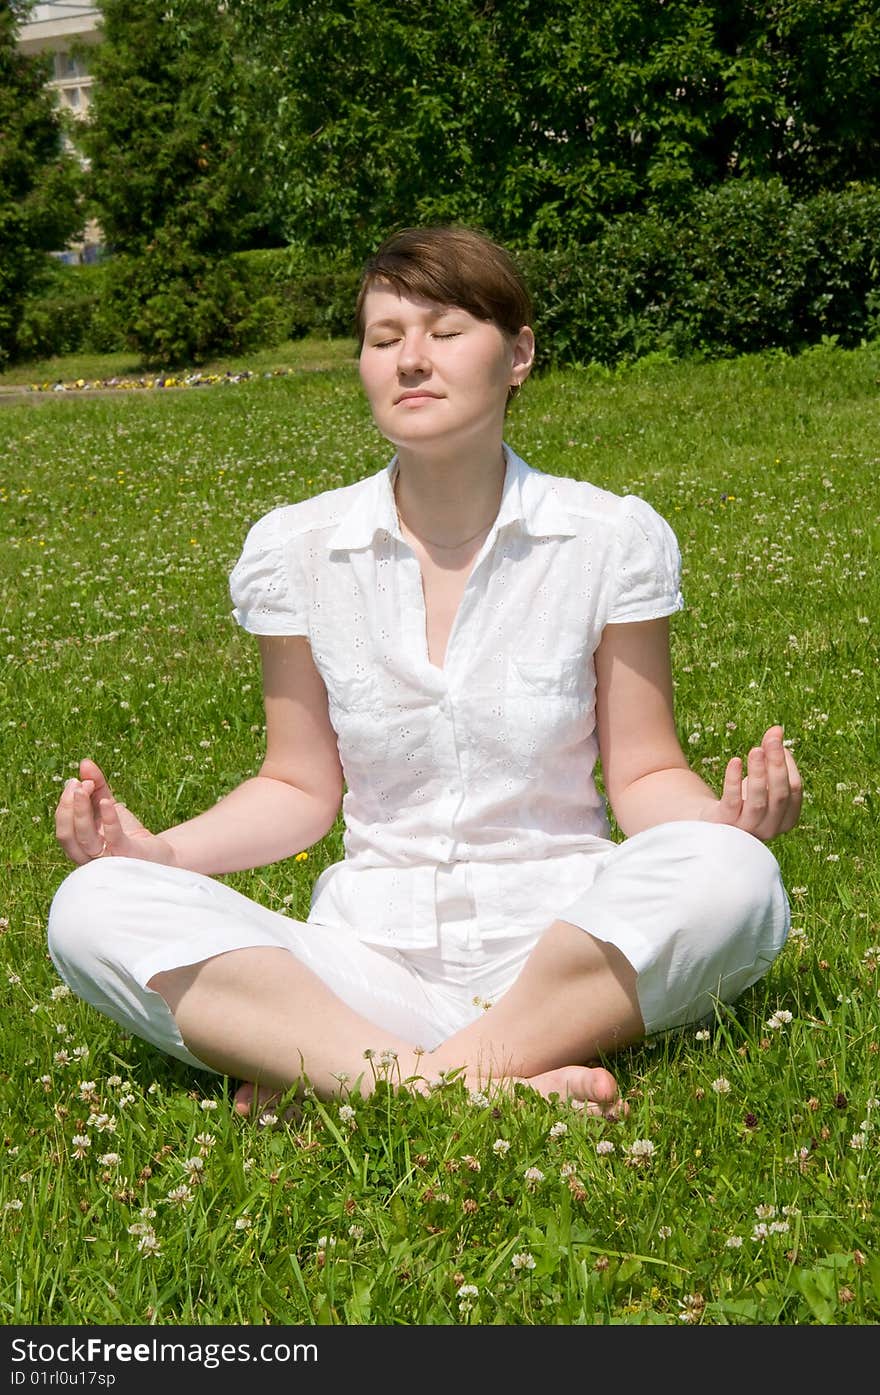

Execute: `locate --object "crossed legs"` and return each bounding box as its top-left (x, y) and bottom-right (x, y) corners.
top-left (148, 919), bottom-right (638, 1116)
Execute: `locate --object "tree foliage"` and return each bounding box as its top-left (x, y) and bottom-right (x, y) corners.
top-left (0, 1), bottom-right (83, 365)
top-left (229, 0), bottom-right (880, 257)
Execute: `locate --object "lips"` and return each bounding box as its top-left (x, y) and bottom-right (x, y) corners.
top-left (395, 391), bottom-right (442, 404)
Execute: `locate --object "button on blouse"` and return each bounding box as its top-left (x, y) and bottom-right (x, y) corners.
top-left (229, 447), bottom-right (683, 948)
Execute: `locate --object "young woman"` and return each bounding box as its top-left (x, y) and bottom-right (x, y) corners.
top-left (49, 225), bottom-right (801, 1119)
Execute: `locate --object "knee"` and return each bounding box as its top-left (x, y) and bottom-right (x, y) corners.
top-left (685, 823), bottom-right (786, 917)
top-left (47, 856), bottom-right (138, 979)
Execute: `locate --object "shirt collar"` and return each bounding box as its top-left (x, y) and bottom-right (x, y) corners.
top-left (325, 443), bottom-right (576, 551)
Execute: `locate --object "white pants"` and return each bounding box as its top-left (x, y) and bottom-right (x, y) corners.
top-left (47, 821), bottom-right (790, 1073)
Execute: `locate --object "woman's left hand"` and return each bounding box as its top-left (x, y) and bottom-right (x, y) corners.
top-left (706, 724), bottom-right (802, 841)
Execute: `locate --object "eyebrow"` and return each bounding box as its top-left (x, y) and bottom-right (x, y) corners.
top-left (363, 305), bottom-right (459, 333)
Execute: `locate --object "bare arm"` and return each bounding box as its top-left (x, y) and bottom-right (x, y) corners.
top-left (594, 618), bottom-right (802, 840)
top-left (56, 636), bottom-right (344, 875)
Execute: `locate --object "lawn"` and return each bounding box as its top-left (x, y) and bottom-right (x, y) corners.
top-left (1, 338), bottom-right (878, 1325)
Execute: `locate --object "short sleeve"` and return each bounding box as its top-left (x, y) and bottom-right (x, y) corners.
top-left (229, 509), bottom-right (309, 636)
top-left (607, 495), bottom-right (684, 623)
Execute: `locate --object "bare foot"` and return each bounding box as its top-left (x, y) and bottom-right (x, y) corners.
top-left (520, 1064), bottom-right (627, 1118)
top-left (233, 1080), bottom-right (301, 1122)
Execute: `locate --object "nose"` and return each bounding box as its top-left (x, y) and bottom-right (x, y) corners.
top-left (397, 331), bottom-right (430, 376)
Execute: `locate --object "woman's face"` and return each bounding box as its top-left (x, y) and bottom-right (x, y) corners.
top-left (358, 282), bottom-right (534, 455)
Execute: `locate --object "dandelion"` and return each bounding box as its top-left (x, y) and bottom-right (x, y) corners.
top-left (71, 1134), bottom-right (90, 1158)
top-left (524, 1166), bottom-right (545, 1188)
top-left (511, 1252), bottom-right (536, 1272)
top-left (711, 1077), bottom-right (732, 1094)
top-left (492, 1138), bottom-right (511, 1156)
top-left (596, 1139), bottom-right (615, 1156)
top-left (548, 1121), bottom-right (568, 1139)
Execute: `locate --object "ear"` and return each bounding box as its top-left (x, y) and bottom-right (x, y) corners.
top-left (510, 326), bottom-right (535, 387)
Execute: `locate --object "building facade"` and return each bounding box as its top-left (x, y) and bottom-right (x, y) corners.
top-left (17, 3), bottom-right (104, 260)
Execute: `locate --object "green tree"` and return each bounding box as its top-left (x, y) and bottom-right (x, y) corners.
top-left (0, 1), bottom-right (83, 367)
top-left (82, 0), bottom-right (278, 364)
top-left (230, 0), bottom-right (880, 257)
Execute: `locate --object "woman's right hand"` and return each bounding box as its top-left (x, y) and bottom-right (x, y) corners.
top-left (55, 758), bottom-right (177, 867)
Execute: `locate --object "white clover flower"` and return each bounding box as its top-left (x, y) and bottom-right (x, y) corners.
top-left (72, 1046), bottom-right (89, 1059)
top-left (165, 1185), bottom-right (193, 1206)
top-left (492, 1138), bottom-right (511, 1156)
top-left (3, 1199), bottom-right (24, 1213)
top-left (316, 1235), bottom-right (336, 1251)
top-left (258, 1112), bottom-right (278, 1128)
top-left (234, 1216), bottom-right (252, 1231)
top-left (524, 1166), bottom-right (545, 1186)
top-left (50, 984), bottom-right (71, 1000)
top-left (338, 1104), bottom-right (356, 1124)
top-left (766, 1010), bottom-right (793, 1030)
top-left (595, 1139), bottom-right (615, 1156)
top-left (456, 1283), bottom-right (479, 1299)
top-left (348, 1224), bottom-right (364, 1240)
top-left (88, 1113), bottom-right (117, 1133)
top-left (548, 1121), bottom-right (568, 1139)
top-left (752, 1223), bottom-right (770, 1241)
top-left (106, 1075), bottom-right (122, 1087)
top-left (199, 1099), bottom-right (218, 1111)
top-left (139, 1206), bottom-right (157, 1220)
top-left (136, 1231), bottom-right (161, 1255)
top-left (657, 1225), bottom-right (672, 1239)
top-left (755, 1203), bottom-right (777, 1219)
top-left (97, 1153), bottom-right (119, 1167)
top-left (53, 1050), bottom-right (70, 1066)
top-left (511, 1251), bottom-right (536, 1272)
top-left (624, 1138), bottom-right (655, 1166)
top-left (769, 1220), bottom-right (789, 1234)
top-left (182, 1156), bottom-right (204, 1174)
top-left (725, 1235), bottom-right (744, 1249)
top-left (194, 1132), bottom-right (216, 1150)
top-left (78, 1081), bottom-right (97, 1097)
top-left (71, 1134), bottom-right (91, 1158)
top-left (468, 1090), bottom-right (490, 1108)
top-left (694, 1029), bottom-right (710, 1041)
top-left (850, 1132), bottom-right (867, 1150)
top-left (711, 1077), bottom-right (731, 1094)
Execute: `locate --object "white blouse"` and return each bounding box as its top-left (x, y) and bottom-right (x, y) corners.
top-left (229, 446), bottom-right (683, 948)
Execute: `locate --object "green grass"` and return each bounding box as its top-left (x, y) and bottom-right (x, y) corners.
top-left (1, 340), bottom-right (878, 1325)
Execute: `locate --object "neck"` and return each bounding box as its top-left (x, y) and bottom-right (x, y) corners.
top-left (393, 440), bottom-right (507, 549)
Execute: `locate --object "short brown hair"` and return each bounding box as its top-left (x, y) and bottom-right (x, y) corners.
top-left (355, 225), bottom-right (532, 345)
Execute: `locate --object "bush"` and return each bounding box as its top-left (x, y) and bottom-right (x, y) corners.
top-left (523, 180), bottom-right (880, 368)
top-left (234, 248), bottom-right (360, 340)
top-left (12, 258), bottom-right (125, 361)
